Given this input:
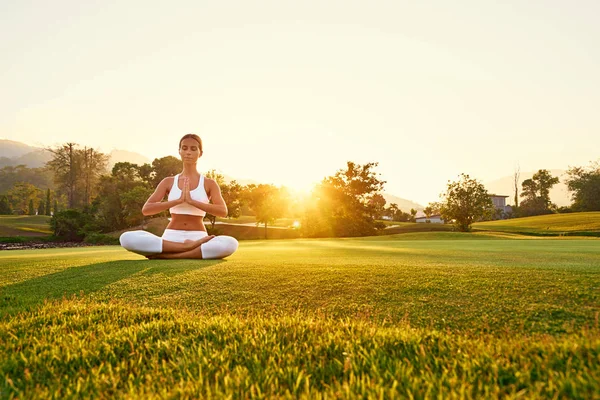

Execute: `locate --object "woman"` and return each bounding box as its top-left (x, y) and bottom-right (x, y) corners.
top-left (119, 134), bottom-right (238, 259)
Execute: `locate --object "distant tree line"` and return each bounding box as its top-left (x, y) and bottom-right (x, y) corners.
top-left (2, 141), bottom-right (599, 239)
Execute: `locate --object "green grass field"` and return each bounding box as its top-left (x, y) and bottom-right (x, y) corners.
top-left (474, 212), bottom-right (600, 235)
top-left (0, 215), bottom-right (52, 237)
top-left (1, 232), bottom-right (599, 398)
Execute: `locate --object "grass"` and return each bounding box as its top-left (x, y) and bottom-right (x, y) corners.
top-left (215, 216), bottom-right (299, 228)
top-left (474, 212), bottom-right (600, 235)
top-left (1, 232), bottom-right (599, 398)
top-left (0, 215), bottom-right (51, 237)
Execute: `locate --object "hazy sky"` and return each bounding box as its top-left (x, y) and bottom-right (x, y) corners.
top-left (2, 0), bottom-right (598, 205)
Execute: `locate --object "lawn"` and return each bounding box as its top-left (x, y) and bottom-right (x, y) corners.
top-left (1, 232), bottom-right (599, 398)
top-left (473, 212), bottom-right (600, 235)
top-left (0, 215), bottom-right (51, 237)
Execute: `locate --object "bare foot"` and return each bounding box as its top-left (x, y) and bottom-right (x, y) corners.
top-left (185, 235), bottom-right (215, 250)
top-left (186, 235), bottom-right (215, 250)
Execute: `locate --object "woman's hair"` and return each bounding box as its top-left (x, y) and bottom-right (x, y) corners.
top-left (179, 134), bottom-right (203, 151)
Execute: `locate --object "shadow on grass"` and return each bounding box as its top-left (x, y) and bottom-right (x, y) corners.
top-left (0, 258), bottom-right (225, 316)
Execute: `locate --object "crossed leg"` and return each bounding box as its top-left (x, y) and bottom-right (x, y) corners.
top-left (148, 236), bottom-right (215, 259)
top-left (120, 230), bottom-right (238, 259)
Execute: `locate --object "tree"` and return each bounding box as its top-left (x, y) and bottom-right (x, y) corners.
top-left (302, 162), bottom-right (386, 237)
top-left (204, 170), bottom-right (226, 230)
top-left (6, 182), bottom-right (39, 214)
top-left (94, 162), bottom-right (151, 231)
top-left (565, 160), bottom-right (600, 211)
top-left (47, 143), bottom-right (78, 208)
top-left (387, 203), bottom-right (399, 220)
top-left (37, 199), bottom-right (45, 216)
top-left (28, 199), bottom-right (35, 215)
top-left (245, 184), bottom-right (289, 239)
top-left (80, 147), bottom-right (109, 206)
top-left (519, 169), bottom-right (559, 216)
top-left (45, 189), bottom-right (52, 216)
top-left (138, 163), bottom-right (155, 187)
top-left (152, 156), bottom-right (180, 186)
top-left (46, 143), bottom-right (107, 209)
top-left (440, 173), bottom-right (494, 232)
top-left (0, 195), bottom-right (12, 215)
top-left (409, 208), bottom-right (417, 222)
top-left (513, 163), bottom-right (520, 210)
top-left (368, 193), bottom-right (387, 220)
top-left (221, 180), bottom-right (243, 219)
top-left (0, 165), bottom-right (54, 194)
top-left (423, 206), bottom-right (433, 219)
top-left (120, 185), bottom-right (153, 227)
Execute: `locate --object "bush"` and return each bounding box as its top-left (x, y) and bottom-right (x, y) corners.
top-left (50, 209), bottom-right (99, 241)
top-left (206, 226), bottom-right (223, 236)
top-left (84, 233), bottom-right (119, 245)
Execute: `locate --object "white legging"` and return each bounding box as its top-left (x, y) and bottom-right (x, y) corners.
top-left (119, 229), bottom-right (238, 259)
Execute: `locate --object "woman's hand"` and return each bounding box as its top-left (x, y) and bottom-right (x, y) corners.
top-left (183, 177), bottom-right (192, 204)
top-left (176, 177), bottom-right (187, 205)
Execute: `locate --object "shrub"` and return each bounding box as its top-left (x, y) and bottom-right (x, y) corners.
top-left (50, 209), bottom-right (99, 241)
top-left (84, 233), bottom-right (119, 245)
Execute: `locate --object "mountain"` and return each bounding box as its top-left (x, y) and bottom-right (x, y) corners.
top-left (0, 140), bottom-right (150, 170)
top-left (0, 139), bottom-right (40, 158)
top-left (382, 193), bottom-right (424, 212)
top-left (484, 169), bottom-right (571, 207)
top-left (107, 149), bottom-right (151, 169)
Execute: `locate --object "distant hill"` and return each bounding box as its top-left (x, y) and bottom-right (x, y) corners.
top-left (107, 149), bottom-right (151, 169)
top-left (484, 169), bottom-right (571, 207)
top-left (0, 139), bottom-right (39, 158)
top-left (0, 140), bottom-right (149, 171)
top-left (381, 193), bottom-right (424, 212)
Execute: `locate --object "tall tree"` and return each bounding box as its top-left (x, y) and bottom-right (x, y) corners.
top-left (410, 208), bottom-right (417, 222)
top-left (45, 189), bottom-right (52, 216)
top-left (94, 162), bottom-right (150, 231)
top-left (440, 173), bottom-right (494, 232)
top-left (513, 163), bottom-right (520, 209)
top-left (152, 156), bottom-right (181, 186)
top-left (423, 206), bottom-right (433, 219)
top-left (47, 143), bottom-right (78, 208)
top-left (387, 203), bottom-right (399, 220)
top-left (37, 199), bottom-right (45, 216)
top-left (565, 160), bottom-right (600, 211)
top-left (46, 143), bottom-right (108, 209)
top-left (6, 182), bottom-right (39, 214)
top-left (303, 162), bottom-right (386, 238)
top-left (0, 195), bottom-right (12, 215)
top-left (519, 169), bottom-right (559, 216)
top-left (80, 147), bottom-right (109, 206)
top-left (245, 184), bottom-right (289, 239)
top-left (368, 193), bottom-right (387, 220)
top-left (204, 170), bottom-right (226, 229)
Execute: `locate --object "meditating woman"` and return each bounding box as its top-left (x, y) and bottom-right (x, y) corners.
top-left (119, 134), bottom-right (238, 259)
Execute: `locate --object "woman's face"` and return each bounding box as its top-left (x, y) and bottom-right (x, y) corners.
top-left (179, 138), bottom-right (202, 163)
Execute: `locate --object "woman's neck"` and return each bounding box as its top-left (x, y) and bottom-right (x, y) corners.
top-left (180, 163), bottom-right (199, 176)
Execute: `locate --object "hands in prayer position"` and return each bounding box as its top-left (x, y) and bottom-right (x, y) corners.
top-left (176, 177), bottom-right (192, 205)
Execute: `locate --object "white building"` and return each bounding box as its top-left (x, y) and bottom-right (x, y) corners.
top-left (415, 214), bottom-right (445, 224)
top-left (489, 194), bottom-right (512, 218)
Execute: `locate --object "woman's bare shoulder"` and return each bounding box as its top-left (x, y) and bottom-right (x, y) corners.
top-left (157, 176), bottom-right (176, 190)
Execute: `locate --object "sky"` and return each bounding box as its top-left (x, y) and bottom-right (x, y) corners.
top-left (1, 0), bottom-right (599, 205)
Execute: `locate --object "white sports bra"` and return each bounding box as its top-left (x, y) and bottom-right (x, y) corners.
top-left (167, 174), bottom-right (209, 216)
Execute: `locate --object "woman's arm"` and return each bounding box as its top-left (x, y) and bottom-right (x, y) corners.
top-left (185, 178), bottom-right (228, 218)
top-left (142, 177), bottom-right (183, 216)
